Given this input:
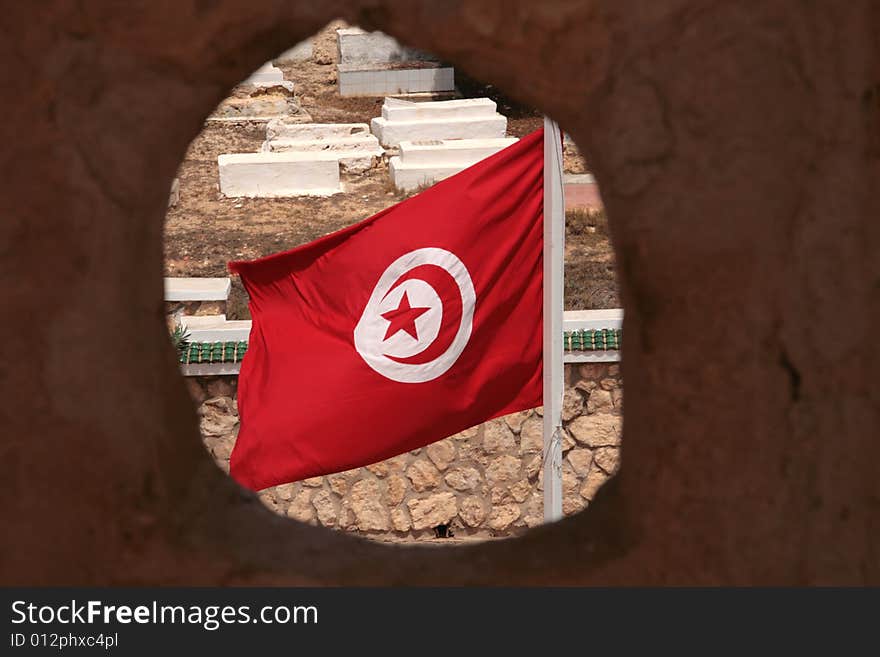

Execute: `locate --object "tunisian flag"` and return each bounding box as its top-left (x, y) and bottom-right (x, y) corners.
top-left (228, 129), bottom-right (545, 491)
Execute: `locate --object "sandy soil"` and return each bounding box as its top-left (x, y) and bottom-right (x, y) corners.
top-left (163, 21), bottom-right (617, 318)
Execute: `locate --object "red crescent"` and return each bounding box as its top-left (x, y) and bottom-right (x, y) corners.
top-left (382, 264), bottom-right (463, 366)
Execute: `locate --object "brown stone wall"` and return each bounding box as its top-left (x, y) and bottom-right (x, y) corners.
top-left (189, 363), bottom-right (621, 540)
top-left (5, 0), bottom-right (878, 586)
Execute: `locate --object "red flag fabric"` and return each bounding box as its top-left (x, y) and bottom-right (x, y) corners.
top-left (228, 129), bottom-right (545, 491)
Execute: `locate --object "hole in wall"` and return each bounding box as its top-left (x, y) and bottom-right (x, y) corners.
top-left (163, 20), bottom-right (621, 545)
top-left (433, 523), bottom-right (454, 539)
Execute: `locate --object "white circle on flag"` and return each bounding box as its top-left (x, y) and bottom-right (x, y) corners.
top-left (353, 248), bottom-right (476, 383)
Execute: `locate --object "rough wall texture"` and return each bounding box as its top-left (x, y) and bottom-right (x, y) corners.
top-left (190, 364), bottom-right (622, 541)
top-left (1, 0), bottom-right (878, 585)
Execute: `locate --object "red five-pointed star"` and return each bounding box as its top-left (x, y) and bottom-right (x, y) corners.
top-left (381, 291), bottom-right (431, 341)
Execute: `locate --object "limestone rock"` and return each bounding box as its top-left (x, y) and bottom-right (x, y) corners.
top-left (509, 479), bottom-right (532, 503)
top-left (486, 454), bottom-right (521, 485)
top-left (522, 492), bottom-right (544, 528)
top-left (273, 483), bottom-right (296, 501)
top-left (503, 410), bottom-right (530, 434)
top-left (286, 489), bottom-right (314, 523)
top-left (391, 508), bottom-right (411, 532)
top-left (562, 429), bottom-right (576, 452)
top-left (199, 395), bottom-right (238, 416)
top-left (483, 420), bottom-right (515, 454)
top-left (524, 455), bottom-right (542, 480)
top-left (259, 491), bottom-right (279, 514)
top-left (365, 461), bottom-right (390, 477)
top-left (519, 417), bottom-right (543, 454)
top-left (426, 439), bottom-right (456, 470)
top-left (490, 486), bottom-right (511, 504)
top-left (456, 441), bottom-right (489, 466)
top-left (328, 475), bottom-right (347, 497)
top-left (327, 469), bottom-right (359, 496)
top-left (612, 388), bottom-right (624, 412)
top-left (452, 425), bottom-right (479, 440)
top-left (385, 454), bottom-right (410, 471)
top-left (198, 396), bottom-right (238, 437)
top-left (600, 378), bottom-right (618, 391)
top-left (575, 379), bottom-right (597, 395)
top-left (568, 414), bottom-right (621, 447)
top-left (444, 467), bottom-right (481, 491)
top-left (488, 504), bottom-right (521, 531)
top-left (567, 448), bottom-right (593, 476)
top-left (204, 435), bottom-right (233, 461)
top-left (312, 490), bottom-right (337, 527)
top-left (199, 414), bottom-right (238, 437)
top-left (587, 388), bottom-right (614, 414)
top-left (562, 466), bottom-right (579, 495)
top-left (407, 493), bottom-right (457, 530)
top-left (302, 476), bottom-right (324, 487)
top-left (579, 464), bottom-right (610, 500)
top-left (385, 473), bottom-right (408, 506)
top-left (406, 459), bottom-right (441, 492)
top-left (562, 388), bottom-right (584, 421)
top-left (349, 479), bottom-right (389, 531)
top-left (337, 500), bottom-right (356, 531)
top-left (458, 496), bottom-right (486, 527)
top-left (563, 494), bottom-right (587, 515)
top-left (594, 446), bottom-right (621, 475)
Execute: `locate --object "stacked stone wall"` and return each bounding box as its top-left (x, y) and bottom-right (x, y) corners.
top-left (189, 362), bottom-right (622, 540)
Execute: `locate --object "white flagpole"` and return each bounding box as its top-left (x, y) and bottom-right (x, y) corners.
top-left (543, 117), bottom-right (565, 523)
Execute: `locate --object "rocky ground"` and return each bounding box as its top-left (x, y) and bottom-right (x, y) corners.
top-left (163, 21), bottom-right (618, 318)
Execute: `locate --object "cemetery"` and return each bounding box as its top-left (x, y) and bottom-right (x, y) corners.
top-left (389, 136), bottom-right (519, 191)
top-left (162, 21), bottom-right (617, 541)
top-left (166, 21), bottom-right (611, 322)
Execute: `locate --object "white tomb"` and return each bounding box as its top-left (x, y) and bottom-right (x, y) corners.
top-left (182, 317), bottom-right (252, 343)
top-left (164, 278), bottom-right (231, 302)
top-left (261, 122), bottom-right (384, 174)
top-left (263, 135), bottom-right (380, 154)
top-left (241, 62), bottom-right (294, 92)
top-left (388, 137), bottom-right (518, 192)
top-left (371, 97), bottom-right (508, 147)
top-left (265, 120), bottom-right (371, 142)
top-left (262, 136), bottom-right (383, 174)
top-left (380, 97), bottom-right (496, 122)
top-left (168, 177), bottom-right (179, 208)
top-left (336, 27), bottom-right (453, 97)
top-left (217, 152), bottom-right (341, 197)
top-left (177, 314), bottom-right (227, 327)
top-left (337, 64), bottom-right (454, 97)
top-left (336, 27), bottom-right (431, 66)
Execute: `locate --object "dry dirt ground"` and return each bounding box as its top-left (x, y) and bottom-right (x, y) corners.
top-left (163, 21), bottom-right (618, 318)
